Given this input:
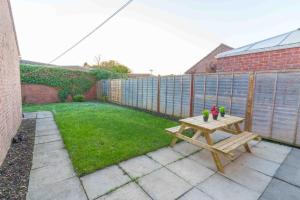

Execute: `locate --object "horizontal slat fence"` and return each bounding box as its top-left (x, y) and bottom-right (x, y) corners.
top-left (98, 71), bottom-right (300, 147)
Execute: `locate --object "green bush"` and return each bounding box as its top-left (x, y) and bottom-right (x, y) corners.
top-left (73, 94), bottom-right (85, 102)
top-left (90, 68), bottom-right (127, 80)
top-left (20, 64), bottom-right (96, 101)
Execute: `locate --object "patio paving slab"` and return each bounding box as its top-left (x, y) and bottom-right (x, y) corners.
top-left (35, 128), bottom-right (60, 136)
top-left (28, 161), bottom-right (76, 191)
top-left (97, 182), bottom-right (151, 200)
top-left (37, 111), bottom-right (53, 119)
top-left (138, 167), bottom-right (192, 200)
top-left (234, 153), bottom-right (280, 176)
top-left (178, 188), bottom-right (213, 200)
top-left (251, 141), bottom-right (291, 163)
top-left (33, 140), bottom-right (64, 153)
top-left (36, 124), bottom-right (59, 132)
top-left (147, 147), bottom-right (183, 165)
top-left (282, 148), bottom-right (300, 169)
top-left (166, 158), bottom-right (214, 186)
top-left (80, 165), bottom-right (131, 200)
top-left (172, 141), bottom-right (200, 156)
top-left (223, 162), bottom-right (272, 193)
top-left (275, 163), bottom-right (300, 187)
top-left (188, 149), bottom-right (231, 171)
top-left (34, 134), bottom-right (62, 144)
top-left (259, 178), bottom-right (300, 200)
top-left (198, 174), bottom-right (260, 200)
top-left (27, 177), bottom-right (87, 200)
top-left (32, 149), bottom-right (71, 169)
top-left (119, 155), bottom-right (162, 178)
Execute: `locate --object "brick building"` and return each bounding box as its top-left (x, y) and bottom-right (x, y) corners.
top-left (185, 44), bottom-right (233, 74)
top-left (0, 0), bottom-right (22, 165)
top-left (216, 28), bottom-right (300, 72)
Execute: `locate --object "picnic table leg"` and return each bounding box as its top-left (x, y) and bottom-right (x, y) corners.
top-left (170, 125), bottom-right (186, 147)
top-left (203, 132), bottom-right (224, 173)
top-left (234, 123), bottom-right (252, 153)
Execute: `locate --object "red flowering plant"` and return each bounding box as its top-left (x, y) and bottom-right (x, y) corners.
top-left (211, 106), bottom-right (219, 120)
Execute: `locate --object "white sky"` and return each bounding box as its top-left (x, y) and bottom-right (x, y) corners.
top-left (11, 0), bottom-right (300, 75)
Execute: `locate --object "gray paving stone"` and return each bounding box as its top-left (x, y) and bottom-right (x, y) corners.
top-left (23, 112), bottom-right (37, 119)
top-left (81, 165), bottom-right (131, 200)
top-left (35, 129), bottom-right (60, 137)
top-left (275, 163), bottom-right (300, 187)
top-left (35, 134), bottom-right (62, 144)
top-left (234, 153), bottom-right (280, 176)
top-left (32, 149), bottom-right (71, 169)
top-left (147, 147), bottom-right (183, 165)
top-left (36, 118), bottom-right (55, 124)
top-left (166, 158), bottom-right (214, 186)
top-left (28, 161), bottom-right (76, 191)
top-left (36, 124), bottom-right (58, 132)
top-left (178, 188), bottom-right (213, 200)
top-left (97, 182), bottom-right (151, 200)
top-left (252, 141), bottom-right (291, 163)
top-left (37, 111), bottom-right (53, 118)
top-left (27, 177), bottom-right (87, 200)
top-left (198, 174), bottom-right (260, 200)
top-left (138, 167), bottom-right (192, 200)
top-left (188, 149), bottom-right (231, 171)
top-left (172, 141), bottom-right (200, 156)
top-left (119, 155), bottom-right (161, 178)
top-left (223, 162), bottom-right (272, 193)
top-left (283, 148), bottom-right (300, 169)
top-left (260, 178), bottom-right (300, 200)
top-left (34, 140), bottom-right (64, 153)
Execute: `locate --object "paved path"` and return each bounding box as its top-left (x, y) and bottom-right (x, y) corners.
top-left (25, 112), bottom-right (87, 200)
top-left (24, 111), bottom-right (300, 200)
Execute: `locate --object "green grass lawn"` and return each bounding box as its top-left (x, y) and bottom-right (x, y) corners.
top-left (23, 102), bottom-right (177, 176)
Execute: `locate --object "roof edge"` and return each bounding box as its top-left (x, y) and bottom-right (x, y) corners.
top-left (216, 42), bottom-right (300, 58)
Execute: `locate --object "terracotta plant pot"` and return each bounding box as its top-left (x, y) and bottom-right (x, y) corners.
top-left (203, 115), bottom-right (208, 122)
top-left (213, 115), bottom-right (218, 120)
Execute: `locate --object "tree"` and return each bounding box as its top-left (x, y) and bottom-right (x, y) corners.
top-left (92, 60), bottom-right (131, 74)
top-left (83, 62), bottom-right (90, 68)
top-left (94, 55), bottom-right (101, 67)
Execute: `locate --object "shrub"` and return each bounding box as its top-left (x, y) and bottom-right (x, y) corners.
top-left (202, 109), bottom-right (209, 117)
top-left (58, 89), bottom-right (69, 102)
top-left (73, 94), bottom-right (85, 102)
top-left (219, 106), bottom-right (225, 114)
top-left (20, 64), bottom-right (96, 102)
top-left (90, 68), bottom-right (127, 80)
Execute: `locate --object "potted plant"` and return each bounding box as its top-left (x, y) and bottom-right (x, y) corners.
top-left (202, 109), bottom-right (209, 122)
top-left (211, 106), bottom-right (219, 120)
top-left (219, 106), bottom-right (225, 117)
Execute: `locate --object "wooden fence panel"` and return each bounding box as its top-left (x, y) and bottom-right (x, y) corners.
top-left (204, 74), bottom-right (218, 109)
top-left (217, 74), bottom-right (233, 114)
top-left (159, 76), bottom-right (167, 114)
top-left (252, 73), bottom-right (277, 138)
top-left (182, 75), bottom-right (191, 117)
top-left (152, 77), bottom-right (158, 112)
top-left (193, 74), bottom-right (206, 116)
top-left (166, 76), bottom-right (175, 115)
top-left (173, 75), bottom-right (182, 116)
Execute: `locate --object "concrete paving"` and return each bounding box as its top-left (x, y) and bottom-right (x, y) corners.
top-left (26, 112), bottom-right (87, 200)
top-left (25, 111), bottom-right (300, 200)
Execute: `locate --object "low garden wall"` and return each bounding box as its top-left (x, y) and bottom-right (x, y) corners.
top-left (21, 84), bottom-right (97, 104)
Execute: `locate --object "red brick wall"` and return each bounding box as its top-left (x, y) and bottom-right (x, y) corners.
top-left (216, 47), bottom-right (300, 72)
top-left (0, 0), bottom-right (22, 165)
top-left (21, 84), bottom-right (97, 104)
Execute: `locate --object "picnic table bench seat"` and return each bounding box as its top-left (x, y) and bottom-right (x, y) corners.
top-left (165, 126), bottom-right (192, 134)
top-left (212, 131), bottom-right (260, 154)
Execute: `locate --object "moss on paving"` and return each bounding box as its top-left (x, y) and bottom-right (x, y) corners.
top-left (23, 102), bottom-right (177, 176)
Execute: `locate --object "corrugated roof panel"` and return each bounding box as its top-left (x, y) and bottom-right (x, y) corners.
top-left (281, 30), bottom-right (300, 45)
top-left (249, 33), bottom-right (288, 50)
top-left (216, 28), bottom-right (300, 58)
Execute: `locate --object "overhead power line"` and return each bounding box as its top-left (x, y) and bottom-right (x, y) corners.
top-left (49, 0), bottom-right (134, 64)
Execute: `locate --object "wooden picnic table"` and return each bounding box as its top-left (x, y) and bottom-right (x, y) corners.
top-left (166, 114), bottom-right (260, 173)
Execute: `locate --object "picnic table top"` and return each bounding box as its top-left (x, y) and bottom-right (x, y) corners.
top-left (179, 114), bottom-right (244, 131)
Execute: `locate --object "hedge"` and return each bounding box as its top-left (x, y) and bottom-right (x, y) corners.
top-left (20, 64), bottom-right (96, 101)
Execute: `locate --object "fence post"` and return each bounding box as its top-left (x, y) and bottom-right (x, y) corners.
top-left (245, 72), bottom-right (255, 132)
top-left (157, 75), bottom-right (160, 113)
top-left (189, 74), bottom-right (195, 117)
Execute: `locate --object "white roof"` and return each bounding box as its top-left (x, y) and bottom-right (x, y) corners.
top-left (216, 28), bottom-right (300, 58)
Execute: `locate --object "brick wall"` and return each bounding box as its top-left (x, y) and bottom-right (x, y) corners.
top-left (0, 0), bottom-right (22, 165)
top-left (21, 84), bottom-right (97, 104)
top-left (216, 47), bottom-right (300, 72)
